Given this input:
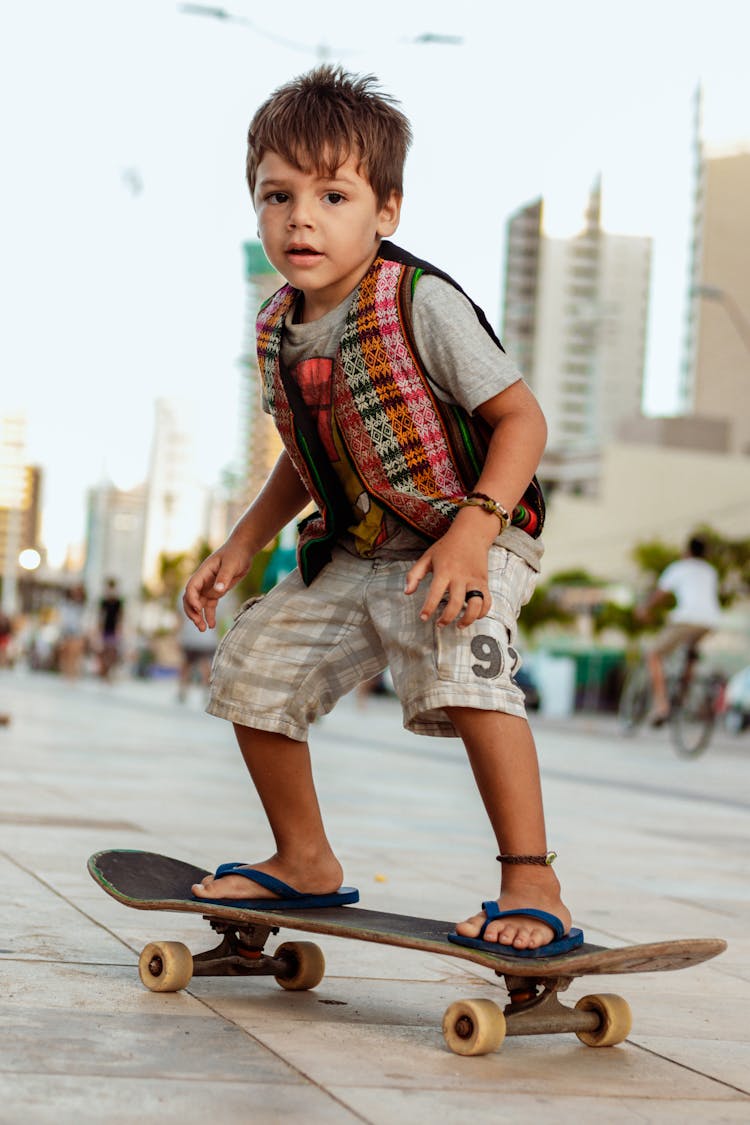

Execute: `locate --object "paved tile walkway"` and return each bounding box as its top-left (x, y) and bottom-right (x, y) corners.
top-left (1, 669), bottom-right (748, 1122)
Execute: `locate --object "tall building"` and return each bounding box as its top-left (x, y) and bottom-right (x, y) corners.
top-left (240, 241), bottom-right (284, 506)
top-left (83, 480), bottom-right (147, 607)
top-left (502, 198), bottom-right (543, 386)
top-left (1, 416), bottom-right (42, 613)
top-left (502, 181), bottom-right (652, 494)
top-left (682, 143), bottom-right (750, 455)
top-left (141, 399), bottom-right (207, 589)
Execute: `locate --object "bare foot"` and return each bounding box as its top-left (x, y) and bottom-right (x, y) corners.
top-left (191, 853), bottom-right (344, 901)
top-left (454, 868), bottom-right (572, 950)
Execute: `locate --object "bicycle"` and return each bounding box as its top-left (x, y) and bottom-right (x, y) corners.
top-left (618, 645), bottom-right (725, 758)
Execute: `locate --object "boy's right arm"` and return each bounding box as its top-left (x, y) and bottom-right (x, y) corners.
top-left (182, 451), bottom-right (309, 631)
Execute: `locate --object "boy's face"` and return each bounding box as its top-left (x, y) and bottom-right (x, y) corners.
top-left (254, 151), bottom-right (401, 322)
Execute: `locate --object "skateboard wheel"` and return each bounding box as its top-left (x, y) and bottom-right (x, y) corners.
top-left (138, 941), bottom-right (193, 992)
top-left (575, 993), bottom-right (632, 1046)
top-left (273, 941), bottom-right (326, 990)
top-left (442, 998), bottom-right (506, 1056)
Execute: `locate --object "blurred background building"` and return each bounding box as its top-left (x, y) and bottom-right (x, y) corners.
top-left (682, 137), bottom-right (750, 455)
top-left (1, 416), bottom-right (43, 614)
top-left (84, 481), bottom-right (147, 607)
top-left (140, 398), bottom-right (207, 590)
top-left (502, 179), bottom-right (652, 497)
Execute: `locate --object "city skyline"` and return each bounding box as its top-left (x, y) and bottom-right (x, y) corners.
top-left (2, 0), bottom-right (749, 565)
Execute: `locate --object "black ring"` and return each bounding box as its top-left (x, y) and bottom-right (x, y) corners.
top-left (465, 590), bottom-right (484, 601)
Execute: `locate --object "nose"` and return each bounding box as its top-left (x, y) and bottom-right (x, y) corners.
top-left (287, 195), bottom-right (314, 230)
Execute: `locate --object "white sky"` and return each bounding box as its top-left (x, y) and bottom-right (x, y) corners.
top-left (2, 0), bottom-right (749, 565)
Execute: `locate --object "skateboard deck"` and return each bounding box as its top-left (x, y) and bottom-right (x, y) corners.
top-left (88, 849), bottom-right (727, 1055)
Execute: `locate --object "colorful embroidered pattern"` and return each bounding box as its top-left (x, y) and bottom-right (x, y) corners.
top-left (255, 249), bottom-right (544, 578)
top-left (333, 261), bottom-right (465, 538)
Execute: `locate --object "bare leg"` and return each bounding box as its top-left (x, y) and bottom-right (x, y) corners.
top-left (192, 724), bottom-right (344, 899)
top-left (448, 707), bottom-right (571, 950)
top-left (646, 652), bottom-right (670, 719)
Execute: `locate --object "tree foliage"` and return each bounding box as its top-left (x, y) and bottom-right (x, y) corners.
top-left (520, 581), bottom-right (576, 637)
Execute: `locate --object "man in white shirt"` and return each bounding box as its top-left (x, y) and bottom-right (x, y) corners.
top-left (638, 536), bottom-right (721, 724)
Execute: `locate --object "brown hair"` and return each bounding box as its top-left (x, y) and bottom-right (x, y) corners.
top-left (247, 65), bottom-right (412, 207)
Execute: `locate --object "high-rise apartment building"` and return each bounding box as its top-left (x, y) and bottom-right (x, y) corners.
top-left (141, 399), bottom-right (206, 589)
top-left (682, 146), bottom-right (750, 455)
top-left (1, 416), bottom-right (42, 612)
top-left (84, 480), bottom-right (147, 606)
top-left (240, 241), bottom-right (284, 506)
top-left (502, 181), bottom-right (652, 493)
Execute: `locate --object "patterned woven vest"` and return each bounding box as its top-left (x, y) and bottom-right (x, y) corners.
top-left (256, 241), bottom-right (545, 584)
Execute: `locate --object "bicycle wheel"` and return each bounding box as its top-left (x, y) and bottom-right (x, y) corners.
top-left (670, 680), bottom-right (716, 757)
top-left (618, 664), bottom-right (650, 734)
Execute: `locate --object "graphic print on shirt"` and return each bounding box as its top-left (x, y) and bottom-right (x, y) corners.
top-left (293, 357), bottom-right (389, 551)
top-left (294, 357), bottom-right (338, 463)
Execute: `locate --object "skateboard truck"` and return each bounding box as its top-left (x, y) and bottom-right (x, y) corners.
top-left (501, 973), bottom-right (602, 1038)
top-left (188, 918), bottom-right (294, 980)
top-left (137, 916), bottom-right (328, 992)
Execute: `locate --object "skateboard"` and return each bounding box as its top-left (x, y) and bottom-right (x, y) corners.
top-left (88, 849), bottom-right (727, 1056)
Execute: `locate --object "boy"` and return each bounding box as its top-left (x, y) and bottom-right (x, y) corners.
top-left (183, 66), bottom-right (579, 956)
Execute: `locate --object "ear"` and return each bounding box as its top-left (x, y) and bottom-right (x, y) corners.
top-left (377, 191), bottom-right (402, 237)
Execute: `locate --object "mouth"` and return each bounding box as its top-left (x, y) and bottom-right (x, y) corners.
top-left (286, 245), bottom-right (323, 259)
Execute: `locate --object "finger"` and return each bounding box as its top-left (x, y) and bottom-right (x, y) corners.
top-left (458, 593), bottom-right (484, 628)
top-left (459, 589), bottom-right (492, 628)
top-left (436, 587), bottom-right (468, 627)
top-left (418, 575), bottom-right (450, 621)
top-left (212, 569), bottom-right (235, 597)
top-left (182, 587), bottom-right (207, 630)
top-left (404, 554), bottom-right (432, 595)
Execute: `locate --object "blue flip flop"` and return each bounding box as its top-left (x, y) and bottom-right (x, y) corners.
top-left (194, 862), bottom-right (359, 909)
top-left (448, 902), bottom-right (584, 959)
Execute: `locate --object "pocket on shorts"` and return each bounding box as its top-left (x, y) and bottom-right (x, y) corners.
top-left (432, 549), bottom-right (535, 688)
top-left (434, 608), bottom-right (520, 687)
top-left (210, 594), bottom-right (265, 677)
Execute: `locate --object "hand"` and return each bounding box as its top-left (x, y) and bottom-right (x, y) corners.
top-left (404, 525), bottom-right (492, 628)
top-left (182, 540), bottom-right (254, 631)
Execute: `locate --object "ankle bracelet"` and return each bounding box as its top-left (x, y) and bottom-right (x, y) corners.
top-left (496, 851), bottom-right (557, 866)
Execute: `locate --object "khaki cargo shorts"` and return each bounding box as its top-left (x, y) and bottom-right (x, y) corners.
top-left (207, 545), bottom-right (537, 741)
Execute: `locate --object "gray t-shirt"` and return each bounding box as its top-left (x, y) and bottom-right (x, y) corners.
top-left (272, 273), bottom-right (543, 570)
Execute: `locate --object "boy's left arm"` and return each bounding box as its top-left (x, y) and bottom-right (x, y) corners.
top-left (404, 379), bottom-right (547, 628)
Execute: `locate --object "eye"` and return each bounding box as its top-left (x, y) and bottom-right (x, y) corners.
top-left (266, 191), bottom-right (289, 204)
top-left (324, 191), bottom-right (345, 205)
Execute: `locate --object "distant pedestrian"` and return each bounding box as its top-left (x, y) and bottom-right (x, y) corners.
top-left (0, 609), bottom-right (13, 669)
top-left (58, 585), bottom-right (87, 679)
top-left (98, 578), bottom-right (123, 680)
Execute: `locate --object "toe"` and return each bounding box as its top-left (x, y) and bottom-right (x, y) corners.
top-left (192, 878), bottom-right (219, 898)
top-left (455, 911), bottom-right (486, 938)
top-left (496, 923), bottom-right (521, 946)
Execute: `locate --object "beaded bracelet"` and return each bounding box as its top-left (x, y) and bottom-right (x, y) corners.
top-left (457, 492), bottom-right (511, 532)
